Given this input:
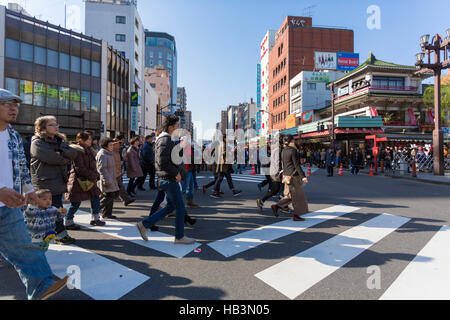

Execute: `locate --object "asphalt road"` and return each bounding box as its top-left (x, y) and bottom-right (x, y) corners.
top-left (1, 168), bottom-right (449, 300)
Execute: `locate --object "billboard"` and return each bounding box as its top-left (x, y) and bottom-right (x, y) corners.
top-left (286, 114), bottom-right (296, 129)
top-left (302, 110), bottom-right (315, 124)
top-left (337, 52), bottom-right (360, 71)
top-left (303, 71), bottom-right (330, 83)
top-left (315, 52), bottom-right (337, 70)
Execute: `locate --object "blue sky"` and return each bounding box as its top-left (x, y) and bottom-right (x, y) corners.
top-left (2, 0), bottom-right (449, 136)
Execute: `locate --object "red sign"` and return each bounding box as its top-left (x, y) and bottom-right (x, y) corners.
top-left (301, 110), bottom-right (314, 124)
top-left (337, 57), bottom-right (359, 67)
top-left (372, 147), bottom-right (379, 157)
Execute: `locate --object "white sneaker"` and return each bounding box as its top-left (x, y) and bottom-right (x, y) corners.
top-left (136, 222), bottom-right (148, 241)
top-left (174, 236), bottom-right (196, 244)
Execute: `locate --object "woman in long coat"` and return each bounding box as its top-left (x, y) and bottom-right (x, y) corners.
top-left (126, 136), bottom-right (143, 196)
top-left (66, 131), bottom-right (104, 228)
top-left (272, 135), bottom-right (309, 221)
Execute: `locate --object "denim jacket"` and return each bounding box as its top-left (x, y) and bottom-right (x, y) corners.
top-left (0, 125), bottom-right (34, 195)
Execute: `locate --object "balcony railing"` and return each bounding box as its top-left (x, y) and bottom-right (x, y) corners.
top-left (370, 85), bottom-right (419, 92)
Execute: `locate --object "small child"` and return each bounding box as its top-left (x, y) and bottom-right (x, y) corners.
top-left (23, 189), bottom-right (67, 251)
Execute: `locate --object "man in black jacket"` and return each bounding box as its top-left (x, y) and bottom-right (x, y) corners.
top-left (137, 133), bottom-right (156, 190)
top-left (136, 115), bottom-right (196, 245)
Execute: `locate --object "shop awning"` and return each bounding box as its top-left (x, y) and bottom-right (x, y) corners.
top-left (300, 128), bottom-right (384, 139)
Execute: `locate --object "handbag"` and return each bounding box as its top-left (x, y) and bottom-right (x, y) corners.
top-left (282, 175), bottom-right (292, 185)
top-left (77, 178), bottom-right (95, 192)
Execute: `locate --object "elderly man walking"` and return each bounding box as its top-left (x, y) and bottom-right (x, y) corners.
top-left (0, 89), bottom-right (68, 300)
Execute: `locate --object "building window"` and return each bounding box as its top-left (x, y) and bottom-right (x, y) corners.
top-left (33, 82), bottom-right (46, 107)
top-left (81, 91), bottom-right (91, 111)
top-left (116, 16), bottom-right (126, 24)
top-left (149, 59), bottom-right (153, 66)
top-left (5, 39), bottom-right (20, 59)
top-left (19, 80), bottom-right (33, 104)
top-left (70, 89), bottom-right (81, 111)
top-left (150, 52), bottom-right (154, 58)
top-left (167, 53), bottom-right (172, 61)
top-left (91, 92), bottom-right (100, 113)
top-left (158, 52), bottom-right (163, 59)
top-left (60, 53), bottom-right (69, 70)
top-left (167, 61), bottom-right (172, 68)
top-left (20, 42), bottom-right (33, 62)
top-left (46, 85), bottom-right (58, 108)
top-left (34, 46), bottom-right (46, 65)
top-left (158, 60), bottom-right (162, 66)
top-left (150, 83), bottom-right (156, 88)
top-left (5, 78), bottom-right (19, 96)
top-left (81, 59), bottom-right (91, 75)
top-left (59, 87), bottom-right (69, 109)
top-left (47, 49), bottom-right (58, 68)
top-left (116, 34), bottom-right (126, 42)
top-left (71, 55), bottom-right (80, 73)
top-left (307, 82), bottom-right (317, 91)
top-left (92, 61), bottom-right (100, 77)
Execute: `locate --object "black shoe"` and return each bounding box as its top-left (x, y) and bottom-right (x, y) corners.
top-left (128, 191), bottom-right (136, 197)
top-left (90, 220), bottom-right (106, 226)
top-left (150, 225), bottom-right (159, 232)
top-left (124, 199), bottom-right (135, 206)
top-left (210, 192), bottom-right (221, 199)
top-left (271, 204), bottom-right (279, 217)
top-left (185, 215), bottom-right (197, 226)
top-left (65, 224), bottom-right (81, 230)
top-left (55, 235), bottom-right (76, 245)
top-left (232, 190), bottom-right (242, 197)
top-left (138, 187), bottom-right (146, 191)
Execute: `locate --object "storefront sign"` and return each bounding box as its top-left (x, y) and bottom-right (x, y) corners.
top-left (131, 92), bottom-right (138, 106)
top-left (130, 106), bottom-right (139, 132)
top-left (302, 110), bottom-right (314, 124)
top-left (337, 52), bottom-right (359, 71)
top-left (337, 86), bottom-right (349, 97)
top-left (314, 52), bottom-right (337, 70)
top-left (286, 114), bottom-right (296, 129)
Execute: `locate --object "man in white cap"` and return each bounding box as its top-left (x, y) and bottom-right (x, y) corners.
top-left (0, 88), bottom-right (69, 300)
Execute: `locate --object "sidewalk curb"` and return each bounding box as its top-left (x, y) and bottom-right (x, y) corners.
top-left (355, 170), bottom-right (450, 186)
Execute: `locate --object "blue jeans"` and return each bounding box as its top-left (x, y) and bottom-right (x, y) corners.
top-left (192, 169), bottom-right (199, 189)
top-left (149, 190), bottom-right (166, 216)
top-left (66, 196), bottom-right (101, 222)
top-left (141, 179), bottom-right (186, 239)
top-left (0, 206), bottom-right (54, 300)
top-left (185, 170), bottom-right (195, 200)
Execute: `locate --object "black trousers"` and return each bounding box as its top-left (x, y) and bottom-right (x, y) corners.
top-left (127, 177), bottom-right (138, 194)
top-left (100, 191), bottom-right (119, 218)
top-left (260, 175), bottom-right (273, 189)
top-left (327, 165), bottom-right (334, 176)
top-left (137, 164), bottom-right (156, 189)
top-left (214, 172), bottom-right (234, 192)
top-left (262, 181), bottom-right (281, 203)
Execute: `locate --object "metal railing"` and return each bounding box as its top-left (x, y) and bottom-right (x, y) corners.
top-left (390, 153), bottom-right (450, 174)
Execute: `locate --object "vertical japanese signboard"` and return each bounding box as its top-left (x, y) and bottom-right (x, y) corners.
top-left (256, 64), bottom-right (262, 135)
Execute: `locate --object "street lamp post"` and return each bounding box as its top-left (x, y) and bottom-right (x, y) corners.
top-left (415, 29), bottom-right (450, 175)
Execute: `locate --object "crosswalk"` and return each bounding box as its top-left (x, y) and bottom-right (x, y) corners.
top-left (8, 202), bottom-right (449, 300)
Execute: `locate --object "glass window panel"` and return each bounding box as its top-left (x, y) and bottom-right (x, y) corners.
top-left (81, 91), bottom-right (90, 111)
top-left (71, 55), bottom-right (80, 73)
top-left (47, 49), bottom-right (58, 68)
top-left (60, 53), bottom-right (69, 70)
top-left (92, 61), bottom-right (100, 77)
top-left (5, 78), bottom-right (19, 95)
top-left (81, 58), bottom-right (90, 75)
top-left (19, 80), bottom-right (33, 104)
top-left (34, 46), bottom-right (46, 65)
top-left (116, 16), bottom-right (126, 24)
top-left (149, 52), bottom-right (154, 58)
top-left (33, 82), bottom-right (46, 106)
top-left (158, 52), bottom-right (162, 58)
top-left (58, 87), bottom-right (69, 109)
top-left (91, 92), bottom-right (100, 113)
top-left (167, 52), bottom-right (172, 60)
top-left (5, 39), bottom-right (20, 59)
top-left (70, 89), bottom-right (81, 111)
top-left (46, 85), bottom-right (58, 108)
top-left (20, 42), bottom-right (33, 62)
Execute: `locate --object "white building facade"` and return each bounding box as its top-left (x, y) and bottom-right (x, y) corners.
top-left (85, 0), bottom-right (145, 135)
top-left (260, 30), bottom-right (276, 137)
top-left (144, 81), bottom-right (158, 135)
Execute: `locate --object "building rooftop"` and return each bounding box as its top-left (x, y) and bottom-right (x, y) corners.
top-left (84, 0), bottom-right (137, 6)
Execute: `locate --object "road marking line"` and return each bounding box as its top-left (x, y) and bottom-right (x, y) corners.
top-left (207, 205), bottom-right (360, 258)
top-left (254, 213), bottom-right (410, 300)
top-left (380, 225), bottom-right (450, 300)
top-left (46, 244), bottom-right (149, 300)
top-left (72, 210), bottom-right (201, 258)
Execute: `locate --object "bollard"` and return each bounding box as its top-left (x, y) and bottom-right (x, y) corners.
top-left (411, 160), bottom-right (417, 178)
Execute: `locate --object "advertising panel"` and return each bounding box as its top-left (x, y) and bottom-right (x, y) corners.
top-left (130, 107), bottom-right (139, 132)
top-left (337, 52), bottom-right (359, 71)
top-left (314, 52), bottom-right (337, 70)
top-left (303, 71), bottom-right (330, 83)
top-left (302, 110), bottom-right (315, 124)
top-left (286, 114), bottom-right (297, 129)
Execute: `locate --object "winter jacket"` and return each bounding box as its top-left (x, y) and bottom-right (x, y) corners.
top-left (126, 145), bottom-right (143, 179)
top-left (139, 141), bottom-right (155, 168)
top-left (155, 132), bottom-right (180, 180)
top-left (96, 148), bottom-right (119, 193)
top-left (325, 151), bottom-right (336, 167)
top-left (67, 143), bottom-right (101, 203)
top-left (350, 151), bottom-right (363, 166)
top-left (30, 133), bottom-right (77, 195)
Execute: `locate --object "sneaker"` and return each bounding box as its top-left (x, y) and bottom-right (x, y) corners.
top-left (136, 222), bottom-right (148, 241)
top-left (38, 276), bottom-right (69, 300)
top-left (55, 235), bottom-right (76, 245)
top-left (256, 199), bottom-right (263, 212)
top-left (174, 236), bottom-right (196, 244)
top-left (184, 215), bottom-right (197, 226)
top-left (210, 192), bottom-right (221, 199)
top-left (280, 207), bottom-right (290, 214)
top-left (90, 220), bottom-right (106, 226)
top-left (124, 199), bottom-right (135, 206)
top-left (150, 225), bottom-right (159, 232)
top-left (219, 191), bottom-right (224, 195)
top-left (232, 190), bottom-right (242, 197)
top-left (65, 223), bottom-right (81, 230)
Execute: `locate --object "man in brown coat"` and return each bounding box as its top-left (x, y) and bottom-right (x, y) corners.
top-left (126, 136), bottom-right (143, 197)
top-left (112, 138), bottom-right (135, 206)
